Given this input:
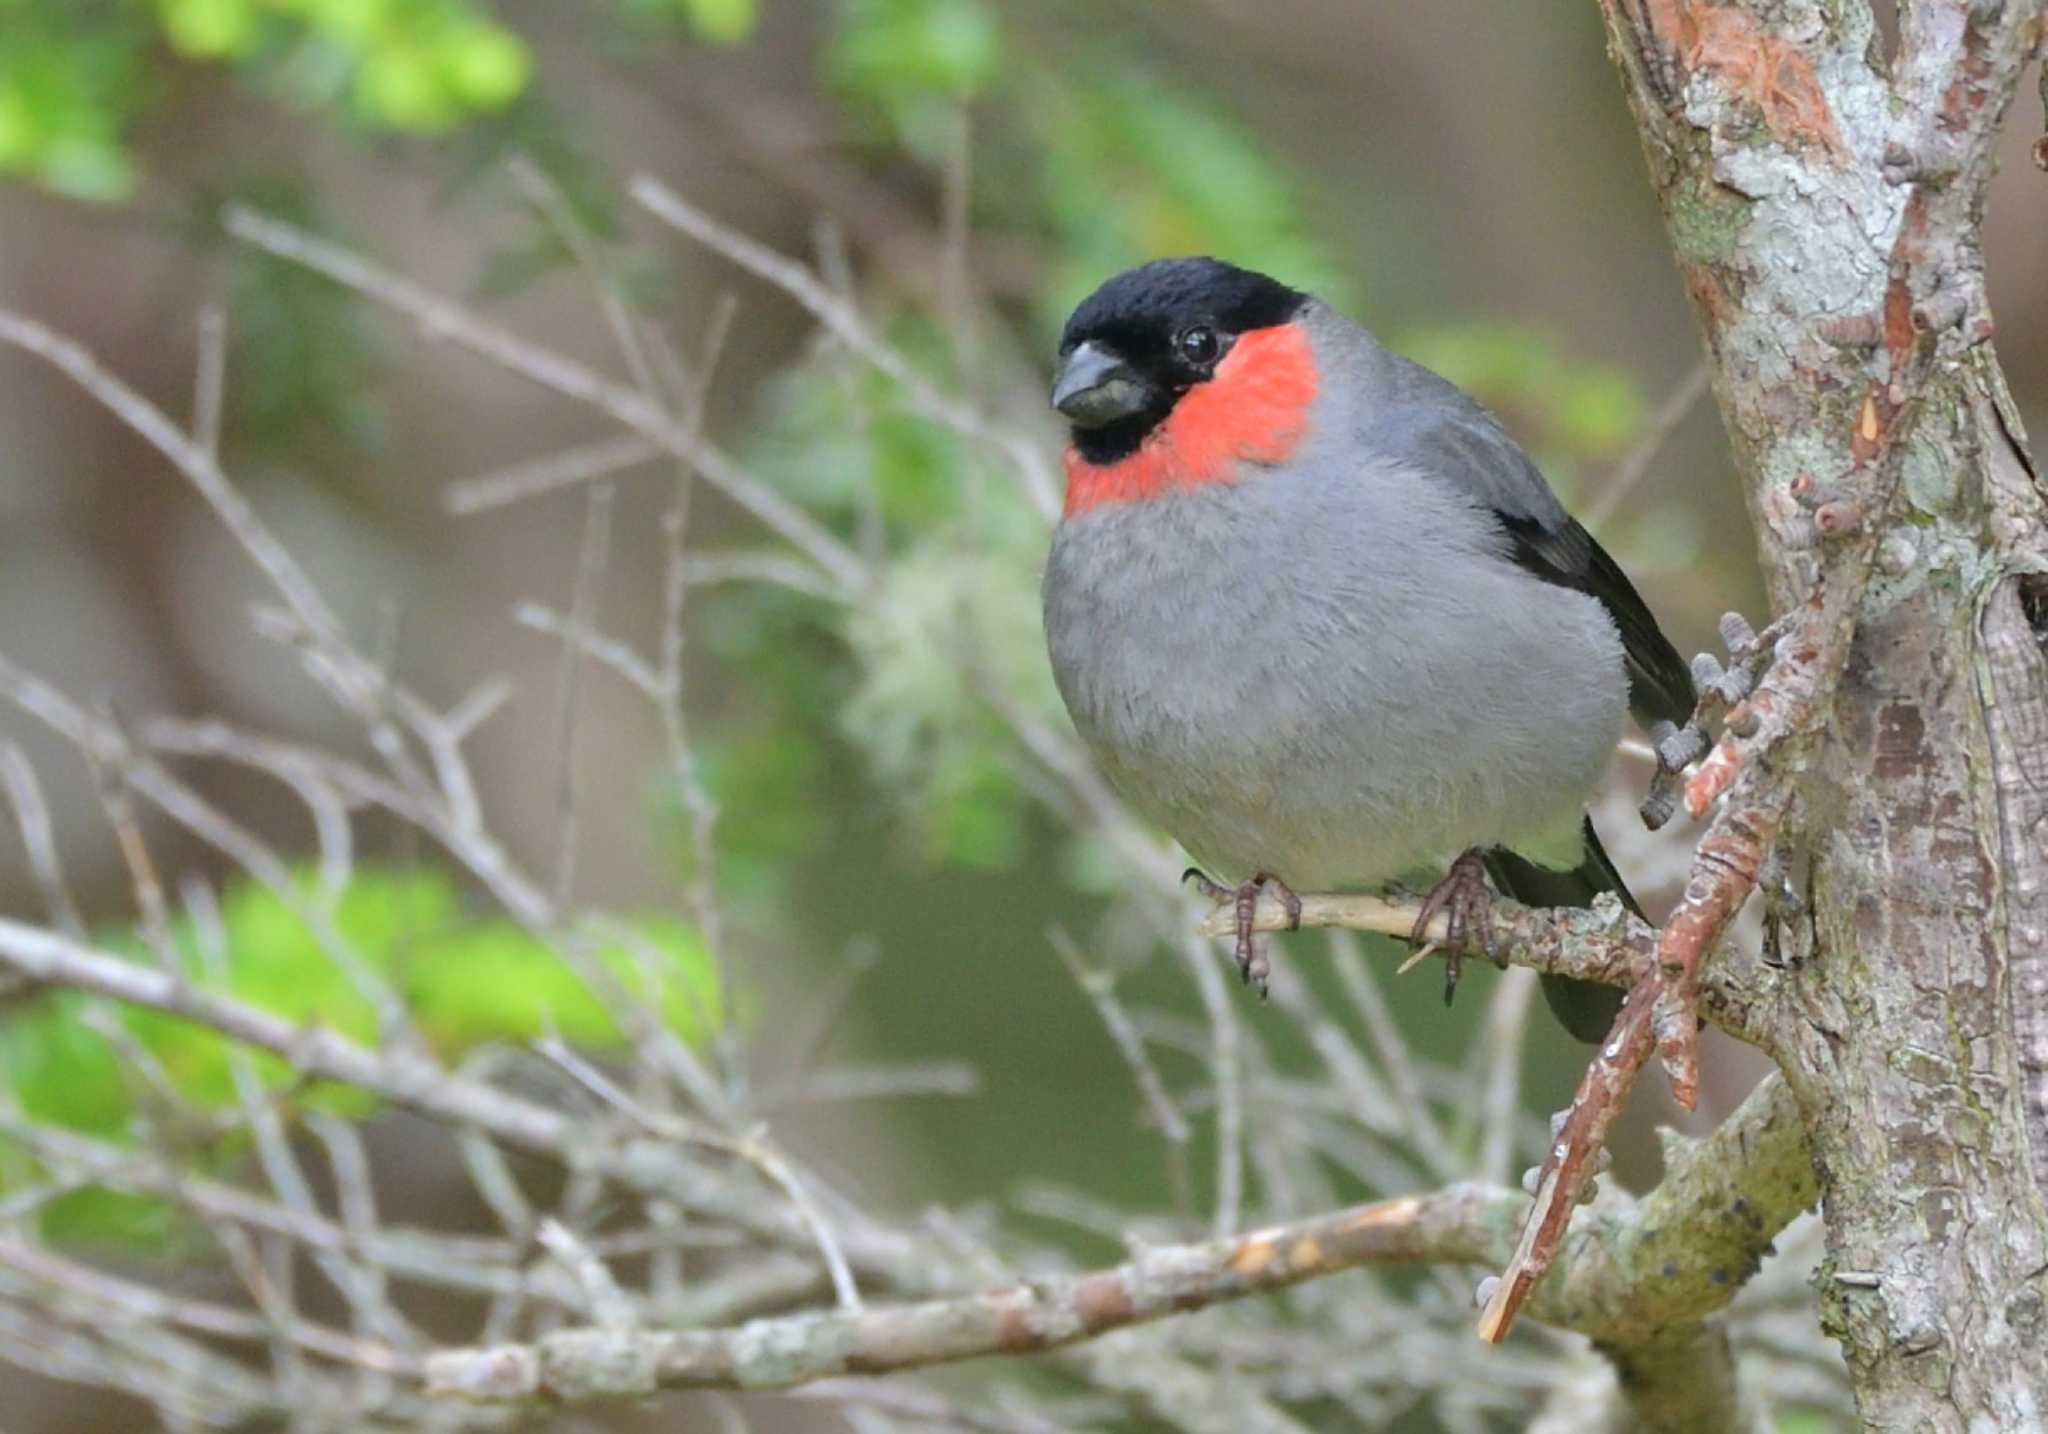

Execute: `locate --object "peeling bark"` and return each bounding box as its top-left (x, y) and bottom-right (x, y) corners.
top-left (1597, 1), bottom-right (2048, 1425)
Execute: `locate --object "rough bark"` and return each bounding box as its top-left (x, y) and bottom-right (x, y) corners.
top-left (1595, 1), bottom-right (2048, 1426)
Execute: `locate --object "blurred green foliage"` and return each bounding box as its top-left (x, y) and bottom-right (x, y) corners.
top-left (0, 0), bottom-right (755, 198)
top-left (1024, 60), bottom-right (1356, 331)
top-left (0, 0), bottom-right (1675, 1256)
top-left (0, 868), bottom-right (715, 1244)
top-left (1401, 324), bottom-right (1643, 497)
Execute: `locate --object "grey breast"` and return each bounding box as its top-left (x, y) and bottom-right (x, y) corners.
top-left (1043, 313), bottom-right (1628, 886)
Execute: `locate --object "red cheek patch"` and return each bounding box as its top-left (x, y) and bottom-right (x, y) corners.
top-left (1062, 322), bottom-right (1320, 517)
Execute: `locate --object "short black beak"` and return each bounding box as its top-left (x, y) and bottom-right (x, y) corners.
top-left (1051, 342), bottom-right (1150, 428)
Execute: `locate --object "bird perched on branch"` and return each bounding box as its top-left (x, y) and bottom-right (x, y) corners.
top-left (1040, 258), bottom-right (1696, 1041)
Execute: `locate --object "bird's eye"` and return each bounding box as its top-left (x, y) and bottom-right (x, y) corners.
top-left (1176, 325), bottom-right (1221, 366)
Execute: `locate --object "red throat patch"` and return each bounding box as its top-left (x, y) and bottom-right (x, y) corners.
top-left (1062, 322), bottom-right (1320, 517)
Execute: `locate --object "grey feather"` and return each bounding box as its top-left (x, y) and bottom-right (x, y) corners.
top-left (1043, 296), bottom-right (1665, 1042)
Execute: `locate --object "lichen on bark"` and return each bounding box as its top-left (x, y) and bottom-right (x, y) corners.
top-left (1597, 0), bottom-right (2048, 1426)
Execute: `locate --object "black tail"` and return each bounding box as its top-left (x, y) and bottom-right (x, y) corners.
top-left (1483, 819), bottom-right (1636, 1043)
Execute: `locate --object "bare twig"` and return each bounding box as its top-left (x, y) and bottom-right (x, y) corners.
top-left (217, 209), bottom-right (868, 596)
top-left (1583, 363), bottom-right (1709, 534)
top-left (430, 1069), bottom-right (1815, 1404)
top-left (1051, 928), bottom-right (1195, 1222)
top-left (426, 1185), bottom-right (1524, 1400)
top-left (628, 175), bottom-right (1062, 521)
top-left (443, 434), bottom-right (662, 516)
top-left (0, 740), bottom-right (83, 941)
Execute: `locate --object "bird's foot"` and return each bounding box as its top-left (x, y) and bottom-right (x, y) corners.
top-left (1409, 849), bottom-right (1499, 1008)
top-left (1184, 868), bottom-right (1300, 998)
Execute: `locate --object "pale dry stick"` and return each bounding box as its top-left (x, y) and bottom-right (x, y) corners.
top-left (1050, 927), bottom-right (1196, 1223)
top-left (306, 1112), bottom-right (411, 1343)
top-left (0, 1166), bottom-right (105, 1227)
top-left (225, 1030), bottom-right (423, 1351)
top-left (529, 1033), bottom-right (862, 1312)
top-left (1470, 968), bottom-right (1539, 1187)
top-left (512, 157), bottom-right (731, 1004)
top-left (6, 301), bottom-right (499, 934)
top-left (140, 717), bottom-right (440, 861)
top-left (813, 218), bottom-right (892, 566)
top-left (0, 1296), bottom-right (309, 1431)
top-left (535, 1220), bottom-right (636, 1332)
top-left (509, 154), bottom-right (667, 404)
top-left (548, 483), bottom-right (616, 913)
top-left (0, 307), bottom-right (452, 853)
top-left (576, 914), bottom-right (733, 1117)
top-left (0, 1235), bottom-right (419, 1376)
top-left (1259, 952), bottom-right (1430, 1169)
top-left (157, 716), bottom-right (356, 896)
top-left (1281, 1106), bottom-right (1457, 1222)
top-left (0, 740), bottom-right (83, 940)
top-left (84, 709), bottom-right (183, 974)
top-left (211, 1220), bottom-right (319, 1412)
top-left (0, 311), bottom-right (352, 677)
top-left (512, 604), bottom-right (656, 691)
top-left (678, 548), bottom-right (848, 600)
top-left (628, 174), bottom-right (1063, 521)
top-left (0, 1293), bottom-right (478, 1432)
top-left (647, 297), bottom-right (741, 1057)
top-left (1582, 363), bottom-right (1710, 535)
top-left (776, 938), bottom-right (881, 1098)
top-left (193, 305), bottom-right (227, 460)
top-left (1175, 931), bottom-right (1245, 1238)
top-left (425, 1183), bottom-right (1527, 1399)
top-left (1324, 929), bottom-right (1457, 1178)
top-left (26, 645), bottom-right (738, 1197)
top-left (0, 916), bottom-right (594, 1175)
top-left (219, 208), bottom-right (868, 597)
top-left (757, 1062), bottom-right (982, 1108)
top-left (1, 658), bottom-right (413, 1029)
top-left (447, 1088), bottom-right (541, 1343)
top-left (938, 102), bottom-right (975, 355)
top-left (444, 434), bottom-right (663, 516)
top-left (0, 1111), bottom-right (619, 1322)
top-left (444, 676), bottom-right (517, 742)
top-left (798, 1379), bottom-right (1074, 1434)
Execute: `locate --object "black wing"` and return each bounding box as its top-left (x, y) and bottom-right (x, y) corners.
top-left (1486, 820), bottom-right (1633, 1042)
top-left (1495, 511), bottom-right (1697, 730)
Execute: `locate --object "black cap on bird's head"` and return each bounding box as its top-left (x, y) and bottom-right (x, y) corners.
top-left (1051, 258), bottom-right (1306, 463)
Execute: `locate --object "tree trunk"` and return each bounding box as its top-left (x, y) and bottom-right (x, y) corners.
top-left (1596, 2), bottom-right (2048, 1425)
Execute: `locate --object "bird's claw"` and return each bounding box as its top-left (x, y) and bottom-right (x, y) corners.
top-left (1409, 850), bottom-right (1498, 1008)
top-left (1186, 868), bottom-right (1300, 998)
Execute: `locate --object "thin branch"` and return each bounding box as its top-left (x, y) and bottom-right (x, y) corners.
top-left (1051, 928), bottom-right (1195, 1222)
top-left (425, 1185), bottom-right (1524, 1400)
top-left (628, 175), bottom-right (1062, 521)
top-left (443, 434), bottom-right (663, 516)
top-left (1583, 362), bottom-right (1709, 534)
top-left (1177, 931), bottom-right (1246, 1237)
top-left (218, 207), bottom-right (869, 597)
top-left (0, 740), bottom-right (83, 941)
top-left (548, 483), bottom-right (616, 912)
top-left (428, 1070), bottom-right (1815, 1405)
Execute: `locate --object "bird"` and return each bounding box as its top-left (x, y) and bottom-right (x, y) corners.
top-left (1039, 257), bottom-right (1697, 1042)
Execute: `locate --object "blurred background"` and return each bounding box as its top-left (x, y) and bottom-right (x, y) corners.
top-left (0, 2), bottom-right (2042, 1429)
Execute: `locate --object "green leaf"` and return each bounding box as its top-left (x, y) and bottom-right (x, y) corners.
top-left (158, 0), bottom-right (264, 59)
top-left (0, 867), bottom-right (719, 1248)
top-left (443, 23), bottom-right (530, 109)
top-left (684, 0), bottom-right (757, 43)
